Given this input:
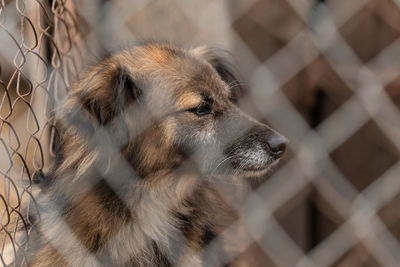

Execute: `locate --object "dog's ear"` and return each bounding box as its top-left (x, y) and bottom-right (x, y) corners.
top-left (191, 46), bottom-right (244, 103)
top-left (75, 64), bottom-right (141, 125)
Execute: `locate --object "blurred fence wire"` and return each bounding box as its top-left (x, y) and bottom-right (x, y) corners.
top-left (1, 0), bottom-right (400, 266)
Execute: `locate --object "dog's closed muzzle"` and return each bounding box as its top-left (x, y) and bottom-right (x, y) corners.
top-left (224, 125), bottom-right (287, 172)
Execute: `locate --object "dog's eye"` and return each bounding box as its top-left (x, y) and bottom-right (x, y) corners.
top-left (188, 103), bottom-right (212, 116)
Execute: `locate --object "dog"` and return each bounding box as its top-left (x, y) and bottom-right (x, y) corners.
top-left (21, 42), bottom-right (286, 266)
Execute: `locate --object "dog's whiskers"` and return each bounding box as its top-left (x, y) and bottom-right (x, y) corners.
top-left (226, 80), bottom-right (247, 91)
top-left (209, 155), bottom-right (235, 178)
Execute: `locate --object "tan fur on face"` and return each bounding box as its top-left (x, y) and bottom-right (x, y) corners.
top-left (147, 47), bottom-right (174, 65)
top-left (176, 92), bottom-right (203, 110)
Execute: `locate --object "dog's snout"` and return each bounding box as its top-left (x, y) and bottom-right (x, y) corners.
top-left (266, 135), bottom-right (287, 158)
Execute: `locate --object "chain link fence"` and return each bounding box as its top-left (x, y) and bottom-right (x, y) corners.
top-left (0, 0), bottom-right (87, 265)
top-left (1, 0), bottom-right (400, 266)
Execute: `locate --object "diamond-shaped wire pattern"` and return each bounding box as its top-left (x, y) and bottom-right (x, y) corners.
top-left (1, 0), bottom-right (400, 266)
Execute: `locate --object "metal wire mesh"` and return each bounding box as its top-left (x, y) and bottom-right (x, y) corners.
top-left (1, 0), bottom-right (400, 266)
top-left (0, 0), bottom-right (88, 265)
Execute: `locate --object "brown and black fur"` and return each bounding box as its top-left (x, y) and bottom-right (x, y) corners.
top-left (22, 42), bottom-right (286, 267)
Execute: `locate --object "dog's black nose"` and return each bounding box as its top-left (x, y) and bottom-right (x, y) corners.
top-left (267, 135), bottom-right (287, 158)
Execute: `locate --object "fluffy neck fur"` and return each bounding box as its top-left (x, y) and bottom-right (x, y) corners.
top-left (28, 132), bottom-right (232, 267)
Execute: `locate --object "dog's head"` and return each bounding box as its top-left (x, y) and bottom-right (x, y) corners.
top-left (62, 43), bottom-right (286, 179)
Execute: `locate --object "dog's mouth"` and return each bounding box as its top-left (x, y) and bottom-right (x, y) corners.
top-left (237, 159), bottom-right (282, 178)
top-left (240, 164), bottom-right (273, 172)
top-left (232, 157), bottom-right (281, 177)
top-left (208, 152), bottom-right (282, 178)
